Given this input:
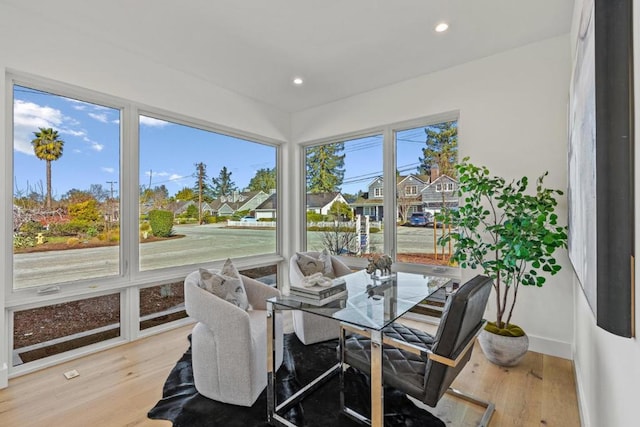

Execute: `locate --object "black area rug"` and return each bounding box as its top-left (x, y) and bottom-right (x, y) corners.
top-left (148, 334), bottom-right (445, 427)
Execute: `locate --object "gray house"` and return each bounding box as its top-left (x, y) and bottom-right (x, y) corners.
top-left (421, 175), bottom-right (458, 210)
top-left (351, 173), bottom-right (430, 221)
top-left (209, 190), bottom-right (269, 216)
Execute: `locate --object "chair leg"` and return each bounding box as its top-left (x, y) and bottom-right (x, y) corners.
top-left (446, 387), bottom-right (495, 427)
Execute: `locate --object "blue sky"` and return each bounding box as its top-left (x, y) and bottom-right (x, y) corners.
top-left (14, 86), bottom-right (430, 199)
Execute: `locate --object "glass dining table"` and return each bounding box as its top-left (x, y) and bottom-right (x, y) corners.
top-left (266, 269), bottom-right (451, 427)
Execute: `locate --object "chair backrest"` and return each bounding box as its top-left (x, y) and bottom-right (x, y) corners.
top-left (422, 275), bottom-right (492, 406)
top-left (289, 251), bottom-right (352, 283)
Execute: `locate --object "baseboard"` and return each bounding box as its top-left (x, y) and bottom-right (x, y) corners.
top-left (572, 359), bottom-right (590, 427)
top-left (0, 362), bottom-right (8, 389)
top-left (527, 334), bottom-right (572, 360)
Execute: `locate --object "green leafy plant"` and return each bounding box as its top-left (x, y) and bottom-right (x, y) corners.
top-left (148, 210), bottom-right (174, 238)
top-left (439, 158), bottom-right (568, 336)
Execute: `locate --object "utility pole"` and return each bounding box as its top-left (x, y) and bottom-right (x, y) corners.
top-left (106, 181), bottom-right (117, 231)
top-left (196, 163), bottom-right (205, 224)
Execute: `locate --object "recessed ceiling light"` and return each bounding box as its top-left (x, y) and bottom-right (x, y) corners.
top-left (293, 77), bottom-right (304, 85)
top-left (435, 22), bottom-right (449, 33)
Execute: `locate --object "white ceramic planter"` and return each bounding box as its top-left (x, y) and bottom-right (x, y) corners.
top-left (478, 329), bottom-right (529, 367)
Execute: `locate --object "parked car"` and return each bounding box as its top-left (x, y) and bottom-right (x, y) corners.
top-left (408, 212), bottom-right (432, 227)
top-left (426, 217), bottom-right (445, 228)
top-left (240, 216), bottom-right (257, 222)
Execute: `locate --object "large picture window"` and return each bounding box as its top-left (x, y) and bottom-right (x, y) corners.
top-left (138, 115), bottom-right (277, 271)
top-left (395, 120), bottom-right (458, 266)
top-left (7, 76), bottom-right (281, 373)
top-left (12, 85), bottom-right (121, 290)
top-left (304, 117), bottom-right (458, 271)
top-left (305, 135), bottom-right (384, 257)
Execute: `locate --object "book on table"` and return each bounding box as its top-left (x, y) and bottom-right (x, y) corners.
top-left (290, 277), bottom-right (346, 299)
top-left (290, 279), bottom-right (347, 301)
top-left (288, 289), bottom-right (349, 306)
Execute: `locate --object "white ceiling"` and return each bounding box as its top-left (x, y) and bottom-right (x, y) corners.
top-left (4, 0), bottom-right (574, 113)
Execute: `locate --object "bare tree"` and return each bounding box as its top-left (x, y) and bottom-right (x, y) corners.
top-left (320, 221), bottom-right (358, 255)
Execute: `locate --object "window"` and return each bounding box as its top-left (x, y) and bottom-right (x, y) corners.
top-left (305, 135), bottom-right (384, 257)
top-left (395, 120), bottom-right (458, 267)
top-left (139, 115), bottom-right (277, 271)
top-left (8, 75), bottom-right (282, 374)
top-left (139, 282), bottom-right (186, 330)
top-left (12, 85), bottom-right (121, 290)
top-left (303, 118), bottom-right (458, 271)
top-left (405, 185), bottom-right (418, 195)
top-left (12, 293), bottom-right (121, 366)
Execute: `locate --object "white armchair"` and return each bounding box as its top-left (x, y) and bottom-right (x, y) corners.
top-left (289, 252), bottom-right (352, 345)
top-left (184, 270), bottom-right (283, 406)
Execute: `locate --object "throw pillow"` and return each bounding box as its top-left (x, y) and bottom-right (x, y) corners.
top-left (318, 248), bottom-right (336, 278)
top-left (296, 252), bottom-right (324, 276)
top-left (198, 267), bottom-right (251, 311)
top-left (221, 257), bottom-right (241, 279)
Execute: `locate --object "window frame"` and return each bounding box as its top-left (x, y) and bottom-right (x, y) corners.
top-left (4, 72), bottom-right (284, 376)
top-left (301, 112), bottom-right (461, 277)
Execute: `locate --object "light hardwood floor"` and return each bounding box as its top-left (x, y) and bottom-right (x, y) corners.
top-left (0, 319), bottom-right (580, 427)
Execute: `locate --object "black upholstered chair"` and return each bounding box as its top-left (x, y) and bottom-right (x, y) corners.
top-left (341, 274), bottom-right (495, 426)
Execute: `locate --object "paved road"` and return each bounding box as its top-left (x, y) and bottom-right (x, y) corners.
top-left (14, 224), bottom-right (446, 289)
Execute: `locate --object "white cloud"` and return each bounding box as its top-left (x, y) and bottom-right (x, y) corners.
top-left (13, 100), bottom-right (64, 155)
top-left (91, 142), bottom-right (105, 152)
top-left (88, 112), bottom-right (109, 123)
top-left (169, 174), bottom-right (184, 181)
top-left (60, 129), bottom-right (86, 137)
top-left (140, 116), bottom-right (169, 127)
top-left (101, 167), bottom-right (115, 173)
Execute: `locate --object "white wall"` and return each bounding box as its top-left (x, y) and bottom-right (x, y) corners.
top-left (0, 3), bottom-right (290, 142)
top-left (0, 2), bottom-right (290, 388)
top-left (570, 1), bottom-right (640, 426)
top-left (292, 35), bottom-right (574, 358)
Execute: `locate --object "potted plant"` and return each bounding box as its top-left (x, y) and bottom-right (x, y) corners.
top-left (439, 158), bottom-right (568, 366)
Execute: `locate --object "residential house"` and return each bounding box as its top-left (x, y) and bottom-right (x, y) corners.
top-left (255, 192), bottom-right (277, 220)
top-left (306, 192), bottom-right (348, 216)
top-left (170, 200), bottom-right (215, 217)
top-left (352, 173), bottom-right (437, 221)
top-left (420, 175), bottom-right (459, 212)
top-left (209, 191), bottom-right (269, 217)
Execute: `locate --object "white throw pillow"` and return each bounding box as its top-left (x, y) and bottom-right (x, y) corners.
top-left (296, 252), bottom-right (325, 276)
top-left (318, 248), bottom-right (336, 278)
top-left (197, 260), bottom-right (251, 310)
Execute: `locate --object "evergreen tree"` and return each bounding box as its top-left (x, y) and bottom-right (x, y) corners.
top-left (306, 143), bottom-right (345, 193)
top-left (192, 163), bottom-right (212, 202)
top-left (211, 166), bottom-right (237, 198)
top-left (247, 168), bottom-right (276, 193)
top-left (418, 121), bottom-right (458, 178)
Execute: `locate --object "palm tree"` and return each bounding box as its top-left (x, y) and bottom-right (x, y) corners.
top-left (31, 127), bottom-right (65, 209)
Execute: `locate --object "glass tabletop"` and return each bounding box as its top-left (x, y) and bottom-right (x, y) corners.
top-left (268, 270), bottom-right (452, 331)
